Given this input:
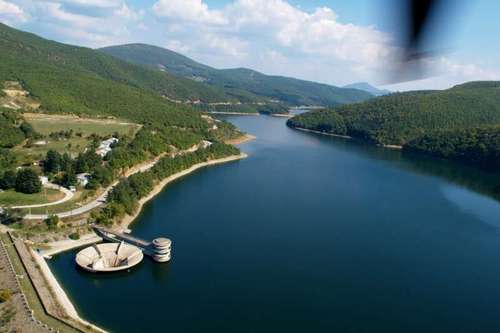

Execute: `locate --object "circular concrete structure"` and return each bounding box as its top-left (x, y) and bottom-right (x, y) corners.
top-left (76, 242), bottom-right (143, 272)
top-left (152, 238), bottom-right (172, 262)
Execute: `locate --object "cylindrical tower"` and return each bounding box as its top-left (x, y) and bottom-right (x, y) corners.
top-left (151, 238), bottom-right (172, 262)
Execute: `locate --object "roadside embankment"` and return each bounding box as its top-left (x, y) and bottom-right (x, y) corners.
top-left (42, 233), bottom-right (103, 257)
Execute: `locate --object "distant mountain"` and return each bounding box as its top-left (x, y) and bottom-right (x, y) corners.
top-left (343, 82), bottom-right (390, 96)
top-left (100, 44), bottom-right (373, 107)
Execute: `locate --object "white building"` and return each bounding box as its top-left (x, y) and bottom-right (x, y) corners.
top-left (39, 176), bottom-right (49, 185)
top-left (96, 137), bottom-right (119, 157)
top-left (201, 140), bottom-right (213, 149)
top-left (76, 173), bottom-right (90, 187)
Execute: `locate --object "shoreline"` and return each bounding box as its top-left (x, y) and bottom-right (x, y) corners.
top-left (294, 127), bottom-right (352, 139)
top-left (382, 144), bottom-right (403, 150)
top-left (22, 152), bottom-right (248, 333)
top-left (293, 127), bottom-right (404, 150)
top-left (225, 134), bottom-right (256, 145)
top-left (119, 152), bottom-right (248, 230)
top-left (30, 247), bottom-right (107, 332)
top-left (270, 113), bottom-right (292, 118)
top-left (208, 111), bottom-right (260, 116)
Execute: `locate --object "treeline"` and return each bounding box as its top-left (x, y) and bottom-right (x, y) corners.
top-left (92, 143), bottom-right (240, 225)
top-left (405, 126), bottom-right (500, 170)
top-left (105, 126), bottom-right (201, 171)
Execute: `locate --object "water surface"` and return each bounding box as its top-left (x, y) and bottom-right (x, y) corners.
top-left (50, 116), bottom-right (500, 332)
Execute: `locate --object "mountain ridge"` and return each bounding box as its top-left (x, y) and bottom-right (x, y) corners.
top-left (99, 43), bottom-right (373, 107)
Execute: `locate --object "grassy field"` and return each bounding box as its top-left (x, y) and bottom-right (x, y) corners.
top-left (14, 113), bottom-right (141, 163)
top-left (0, 188), bottom-right (63, 206)
top-left (20, 189), bottom-right (96, 215)
top-left (24, 113), bottom-right (141, 136)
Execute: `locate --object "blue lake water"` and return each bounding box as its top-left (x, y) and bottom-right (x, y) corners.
top-left (50, 115), bottom-right (500, 332)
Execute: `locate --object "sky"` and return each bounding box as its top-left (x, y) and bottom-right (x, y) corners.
top-left (0, 0), bottom-right (499, 91)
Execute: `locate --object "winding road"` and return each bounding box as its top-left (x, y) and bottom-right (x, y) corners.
top-left (11, 183), bottom-right (74, 210)
top-left (23, 144), bottom-right (201, 220)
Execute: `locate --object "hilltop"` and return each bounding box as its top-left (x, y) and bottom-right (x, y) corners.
top-left (100, 43), bottom-right (373, 107)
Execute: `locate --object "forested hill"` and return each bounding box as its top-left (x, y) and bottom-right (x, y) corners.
top-left (288, 82), bottom-right (500, 170)
top-left (99, 43), bottom-right (373, 106)
top-left (0, 23), bottom-right (232, 105)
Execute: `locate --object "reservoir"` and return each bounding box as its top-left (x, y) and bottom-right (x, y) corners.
top-left (49, 115), bottom-right (500, 332)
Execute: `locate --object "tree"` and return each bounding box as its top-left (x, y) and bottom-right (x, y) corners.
top-left (15, 169), bottom-right (41, 194)
top-left (60, 153), bottom-right (73, 173)
top-left (20, 122), bottom-right (35, 138)
top-left (0, 208), bottom-right (25, 225)
top-left (44, 150), bottom-right (62, 174)
top-left (44, 215), bottom-right (59, 230)
top-left (0, 170), bottom-right (17, 190)
top-left (60, 170), bottom-right (77, 188)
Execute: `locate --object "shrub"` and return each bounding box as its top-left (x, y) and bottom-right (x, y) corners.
top-left (69, 232), bottom-right (80, 240)
top-left (44, 215), bottom-right (59, 230)
top-left (0, 289), bottom-right (12, 303)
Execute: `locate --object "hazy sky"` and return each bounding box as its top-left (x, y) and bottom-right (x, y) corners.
top-left (1, 0), bottom-right (499, 91)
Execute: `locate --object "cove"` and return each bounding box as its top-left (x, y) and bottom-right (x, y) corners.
top-left (49, 115), bottom-right (500, 333)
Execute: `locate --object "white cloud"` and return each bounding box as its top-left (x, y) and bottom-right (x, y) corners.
top-left (153, 0), bottom-right (226, 25)
top-left (0, 0), bottom-right (28, 23)
top-left (4, 0), bottom-right (144, 47)
top-left (49, 0), bottom-right (122, 9)
top-left (385, 57), bottom-right (500, 91)
top-left (151, 0), bottom-right (393, 84)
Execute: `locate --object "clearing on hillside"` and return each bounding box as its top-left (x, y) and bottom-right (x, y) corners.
top-left (14, 113), bottom-right (141, 163)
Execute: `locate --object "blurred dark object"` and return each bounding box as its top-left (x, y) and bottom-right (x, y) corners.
top-left (404, 0), bottom-right (442, 61)
top-left (387, 0), bottom-right (459, 84)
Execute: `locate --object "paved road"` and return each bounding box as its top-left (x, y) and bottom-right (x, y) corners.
top-left (12, 183), bottom-right (74, 209)
top-left (23, 144), bottom-right (201, 220)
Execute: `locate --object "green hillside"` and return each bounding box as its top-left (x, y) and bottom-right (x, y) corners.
top-left (288, 82), bottom-right (500, 169)
top-left (0, 23), bottom-right (233, 106)
top-left (100, 43), bottom-right (373, 106)
top-left (0, 23), bottom-right (243, 161)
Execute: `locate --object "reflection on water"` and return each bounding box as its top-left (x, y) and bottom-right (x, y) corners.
top-left (442, 185), bottom-right (500, 229)
top-left (290, 125), bottom-right (500, 202)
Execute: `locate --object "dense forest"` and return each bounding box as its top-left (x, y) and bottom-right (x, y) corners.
top-left (405, 126), bottom-right (500, 170)
top-left (288, 82), bottom-right (500, 169)
top-left (100, 44), bottom-right (373, 107)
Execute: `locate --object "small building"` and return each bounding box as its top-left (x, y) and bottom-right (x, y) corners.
top-left (39, 176), bottom-right (49, 185)
top-left (76, 173), bottom-right (90, 187)
top-left (96, 137), bottom-right (119, 157)
top-left (201, 140), bottom-right (213, 149)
